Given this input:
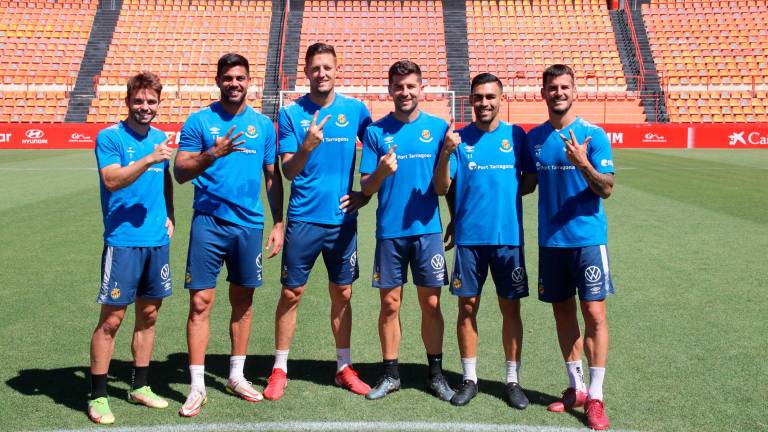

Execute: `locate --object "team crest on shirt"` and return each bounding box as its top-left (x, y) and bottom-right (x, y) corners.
top-left (335, 114), bottom-right (349, 127)
top-left (419, 129), bottom-right (433, 143)
top-left (246, 125), bottom-right (259, 139)
top-left (110, 287), bottom-right (121, 300)
top-left (499, 139), bottom-right (513, 153)
top-left (209, 127), bottom-right (221, 138)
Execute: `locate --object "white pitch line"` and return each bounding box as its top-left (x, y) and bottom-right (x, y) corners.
top-left (40, 421), bottom-right (642, 432)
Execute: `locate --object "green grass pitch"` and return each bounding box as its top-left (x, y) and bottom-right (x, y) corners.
top-left (0, 149), bottom-right (766, 431)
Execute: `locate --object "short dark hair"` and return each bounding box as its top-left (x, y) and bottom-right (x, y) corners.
top-left (216, 53), bottom-right (250, 78)
top-left (542, 64), bottom-right (575, 87)
top-left (388, 60), bottom-right (422, 85)
top-left (470, 73), bottom-right (503, 94)
top-left (126, 72), bottom-right (162, 99)
top-left (305, 42), bottom-right (337, 65)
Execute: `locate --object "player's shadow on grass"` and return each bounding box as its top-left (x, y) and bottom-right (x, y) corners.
top-left (7, 354), bottom-right (585, 425)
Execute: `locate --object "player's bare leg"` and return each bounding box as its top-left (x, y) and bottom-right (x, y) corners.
top-left (229, 284), bottom-right (254, 356)
top-left (224, 283), bottom-right (262, 402)
top-left (187, 289), bottom-right (215, 366)
top-left (274, 285), bottom-right (304, 350)
top-left (417, 286), bottom-right (443, 355)
top-left (329, 281), bottom-right (369, 395)
top-left (498, 297), bottom-right (528, 409)
top-left (128, 298), bottom-right (167, 408)
top-left (132, 298), bottom-right (162, 367)
top-left (452, 296), bottom-right (480, 406)
top-left (548, 297), bottom-right (588, 413)
top-left (91, 305), bottom-right (127, 375)
top-left (378, 287), bottom-right (403, 359)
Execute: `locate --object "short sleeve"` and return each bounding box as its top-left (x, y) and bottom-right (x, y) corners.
top-left (449, 151), bottom-right (458, 179)
top-left (277, 107), bottom-right (299, 154)
top-left (263, 118), bottom-right (277, 166)
top-left (513, 125), bottom-right (527, 171)
top-left (178, 113), bottom-right (204, 153)
top-left (95, 129), bottom-right (122, 169)
top-left (359, 126), bottom-right (380, 175)
top-left (587, 128), bottom-right (614, 174)
top-left (357, 102), bottom-right (373, 141)
top-left (522, 130), bottom-right (537, 174)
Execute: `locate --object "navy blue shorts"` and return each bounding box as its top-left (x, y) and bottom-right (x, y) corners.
top-left (97, 244), bottom-right (172, 305)
top-left (372, 233), bottom-right (448, 289)
top-left (538, 245), bottom-right (615, 303)
top-left (184, 213), bottom-right (264, 289)
top-left (281, 220), bottom-right (358, 288)
top-left (449, 245), bottom-right (528, 299)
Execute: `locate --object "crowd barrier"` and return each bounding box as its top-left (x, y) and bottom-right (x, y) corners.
top-left (1, 123), bottom-right (767, 149)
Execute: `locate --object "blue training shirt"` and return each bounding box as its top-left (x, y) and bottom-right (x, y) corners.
top-left (95, 121), bottom-right (170, 247)
top-left (278, 93), bottom-right (372, 225)
top-left (360, 111), bottom-right (447, 239)
top-left (523, 116), bottom-right (614, 247)
top-left (178, 102), bottom-right (276, 229)
top-left (449, 121), bottom-right (526, 246)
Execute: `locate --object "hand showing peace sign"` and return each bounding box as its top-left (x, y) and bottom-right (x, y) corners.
top-left (303, 111), bottom-right (332, 152)
top-left (209, 126), bottom-right (245, 159)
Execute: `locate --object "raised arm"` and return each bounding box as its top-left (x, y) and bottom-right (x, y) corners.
top-left (281, 111), bottom-right (331, 180)
top-left (100, 135), bottom-right (173, 192)
top-left (433, 119), bottom-right (460, 196)
top-left (174, 126), bottom-right (244, 184)
top-left (561, 130), bottom-right (614, 199)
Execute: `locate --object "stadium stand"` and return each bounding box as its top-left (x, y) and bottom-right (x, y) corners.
top-left (0, 0), bottom-right (97, 122)
top-left (464, 0), bottom-right (645, 124)
top-left (88, 0), bottom-right (272, 123)
top-left (294, 0), bottom-right (453, 120)
top-left (642, 0), bottom-right (768, 122)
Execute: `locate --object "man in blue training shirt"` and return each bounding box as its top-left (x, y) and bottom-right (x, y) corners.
top-left (433, 73), bottom-right (530, 409)
top-left (90, 72), bottom-right (174, 424)
top-left (522, 64), bottom-right (615, 431)
top-left (174, 53), bottom-right (284, 417)
top-left (358, 60), bottom-right (454, 402)
top-left (263, 43), bottom-right (372, 400)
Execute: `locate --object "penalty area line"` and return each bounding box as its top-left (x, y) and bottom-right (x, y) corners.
top-left (41, 421), bottom-right (642, 432)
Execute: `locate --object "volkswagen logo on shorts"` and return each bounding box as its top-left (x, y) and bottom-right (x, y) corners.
top-left (430, 254), bottom-right (445, 270)
top-left (585, 266), bottom-right (602, 283)
top-left (350, 251), bottom-right (357, 267)
top-left (160, 264), bottom-right (170, 280)
top-left (256, 253), bottom-right (263, 269)
top-left (25, 129), bottom-right (44, 139)
top-left (511, 267), bottom-right (525, 283)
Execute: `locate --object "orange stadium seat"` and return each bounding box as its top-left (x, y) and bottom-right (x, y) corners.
top-left (465, 0), bottom-right (641, 123)
top-left (644, 0), bottom-right (768, 122)
top-left (296, 0), bottom-right (451, 120)
top-left (0, 0), bottom-right (96, 122)
top-left (88, 0), bottom-right (271, 123)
